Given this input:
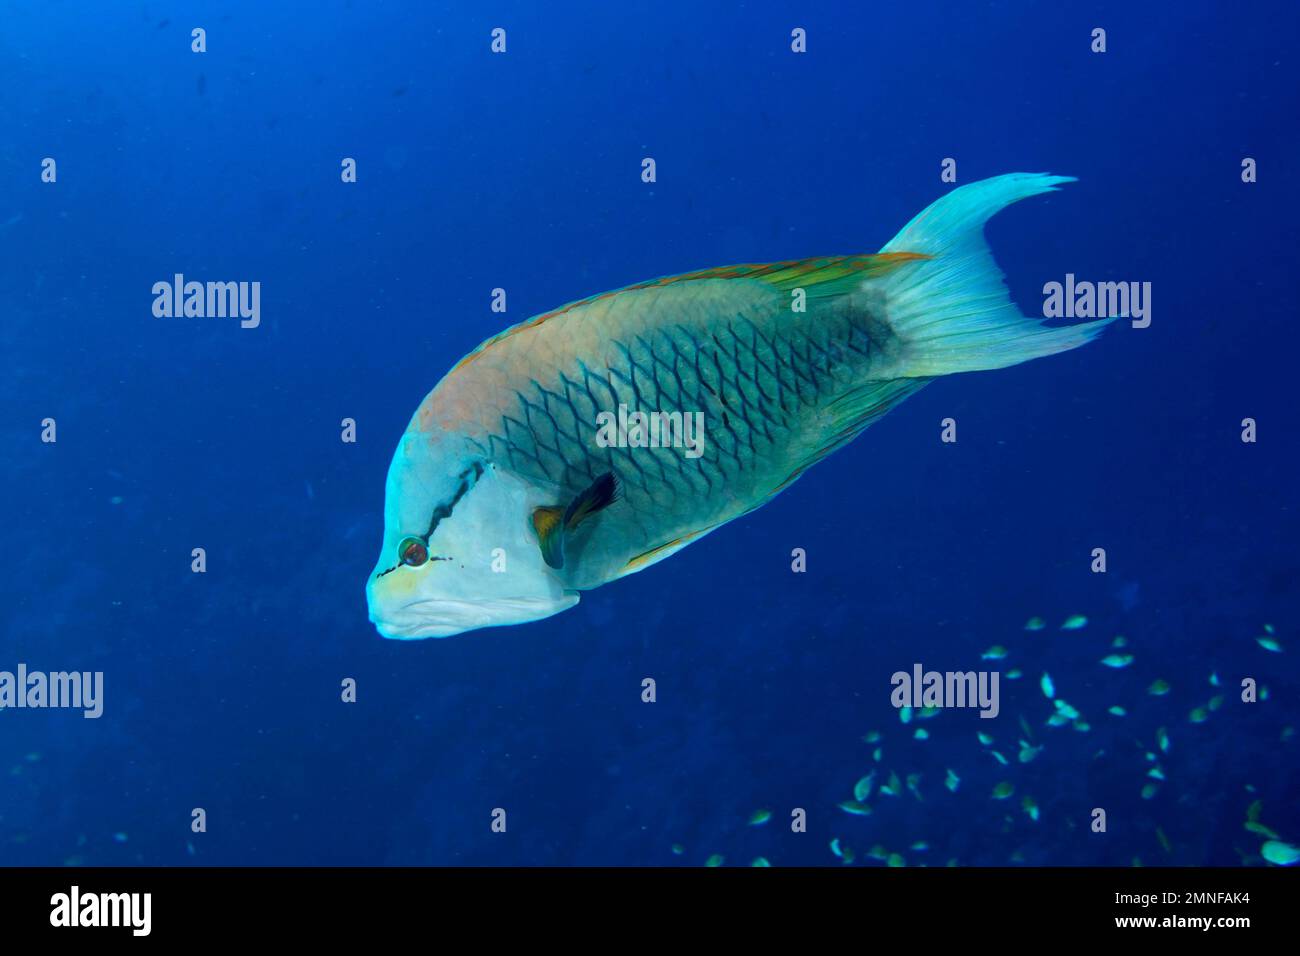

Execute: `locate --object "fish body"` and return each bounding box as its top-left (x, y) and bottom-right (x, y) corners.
top-left (367, 173), bottom-right (1113, 638)
top-left (414, 256), bottom-right (923, 589)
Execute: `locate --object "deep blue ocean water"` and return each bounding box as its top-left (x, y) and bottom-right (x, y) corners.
top-left (1, 1), bottom-right (1297, 867)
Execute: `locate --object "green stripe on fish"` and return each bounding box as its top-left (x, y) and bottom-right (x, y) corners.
top-left (366, 173), bottom-right (1115, 639)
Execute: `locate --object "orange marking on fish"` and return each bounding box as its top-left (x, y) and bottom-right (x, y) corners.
top-left (623, 529), bottom-right (706, 571)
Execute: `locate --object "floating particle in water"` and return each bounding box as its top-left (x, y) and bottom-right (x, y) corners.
top-left (918, 706), bottom-right (941, 720)
top-left (112, 832), bottom-right (128, 844)
top-left (705, 854), bottom-right (724, 867)
top-left (110, 495), bottom-right (123, 505)
top-left (1262, 841), bottom-right (1300, 866)
top-left (1261, 686), bottom-right (1271, 701)
top-left (1209, 671), bottom-right (1221, 687)
top-left (991, 750), bottom-right (1009, 765)
top-left (1061, 615), bottom-right (1088, 631)
top-left (839, 846), bottom-right (857, 865)
top-left (1099, 654), bottom-right (1133, 669)
top-left (63, 856), bottom-right (85, 867)
top-left (977, 732), bottom-right (994, 746)
top-left (829, 838), bottom-right (844, 859)
top-left (1263, 623), bottom-right (1276, 634)
top-left (981, 645), bottom-right (1008, 660)
top-left (1040, 673), bottom-right (1055, 699)
top-left (945, 769), bottom-right (961, 793)
top-left (1246, 800), bottom-right (1263, 823)
top-left (910, 841), bottom-right (929, 851)
top-left (867, 844), bottom-right (888, 861)
top-left (1108, 705), bottom-right (1127, 716)
top-left (750, 857), bottom-right (771, 867)
top-left (1073, 720), bottom-right (1091, 733)
top-left (1025, 616), bottom-right (1045, 631)
top-left (671, 843), bottom-right (685, 855)
top-left (913, 728), bottom-right (929, 740)
top-left (1006, 668), bottom-right (1023, 680)
top-left (872, 747), bottom-right (883, 763)
top-left (1156, 727), bottom-right (1170, 753)
top-left (186, 841), bottom-right (196, 857)
top-left (1111, 635), bottom-right (1128, 649)
top-left (1021, 796), bottom-right (1040, 821)
top-left (1140, 783), bottom-right (1159, 799)
top-left (862, 730), bottom-right (882, 744)
top-left (748, 809), bottom-right (772, 827)
top-left (1189, 707), bottom-right (1209, 724)
top-left (1256, 636), bottom-right (1283, 653)
top-left (899, 706), bottom-right (913, 725)
top-left (1046, 713), bottom-right (1070, 728)
top-left (853, 773), bottom-right (875, 803)
top-left (838, 800), bottom-right (872, 816)
top-left (1148, 766), bottom-right (1166, 781)
top-left (991, 781), bottom-right (1015, 800)
top-left (1148, 679), bottom-right (1170, 696)
top-left (1283, 726), bottom-right (1295, 742)
top-left (1208, 695), bottom-right (1224, 712)
top-left (1054, 700), bottom-right (1080, 721)
top-left (887, 853), bottom-right (905, 867)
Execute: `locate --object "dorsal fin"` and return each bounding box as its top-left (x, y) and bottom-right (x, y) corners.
top-left (453, 253), bottom-right (930, 372)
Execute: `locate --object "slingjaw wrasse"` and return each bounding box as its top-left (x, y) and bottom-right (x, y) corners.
top-left (366, 173), bottom-right (1113, 638)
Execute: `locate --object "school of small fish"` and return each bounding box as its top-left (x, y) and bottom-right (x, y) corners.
top-left (674, 617), bottom-right (1293, 866)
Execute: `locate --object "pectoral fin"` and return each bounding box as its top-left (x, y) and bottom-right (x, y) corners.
top-left (532, 472), bottom-right (622, 570)
top-left (531, 506), bottom-right (566, 569)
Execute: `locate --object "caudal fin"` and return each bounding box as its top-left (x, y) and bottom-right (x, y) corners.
top-left (874, 173), bottom-right (1114, 378)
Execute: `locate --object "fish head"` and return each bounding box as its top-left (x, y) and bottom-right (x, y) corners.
top-left (366, 428), bottom-right (578, 639)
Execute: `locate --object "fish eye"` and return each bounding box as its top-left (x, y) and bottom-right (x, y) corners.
top-left (398, 536), bottom-right (429, 567)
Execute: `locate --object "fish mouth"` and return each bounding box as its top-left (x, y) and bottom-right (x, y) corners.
top-left (370, 595), bottom-right (578, 640)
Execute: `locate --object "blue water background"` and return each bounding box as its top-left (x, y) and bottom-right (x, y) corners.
top-left (1, 0), bottom-right (1297, 865)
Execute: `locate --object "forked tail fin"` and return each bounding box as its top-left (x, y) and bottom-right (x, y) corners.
top-left (873, 172), bottom-right (1114, 378)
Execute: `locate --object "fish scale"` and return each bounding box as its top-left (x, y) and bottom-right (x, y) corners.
top-left (429, 276), bottom-right (894, 582)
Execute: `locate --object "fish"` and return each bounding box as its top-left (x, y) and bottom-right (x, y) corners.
top-left (853, 772), bottom-right (875, 802)
top-left (1261, 841), bottom-right (1300, 866)
top-left (366, 173), bottom-right (1113, 638)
